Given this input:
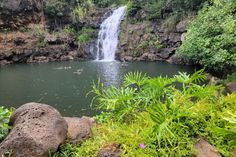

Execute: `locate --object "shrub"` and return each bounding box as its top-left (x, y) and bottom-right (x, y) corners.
top-left (76, 28), bottom-right (96, 44)
top-left (92, 0), bottom-right (127, 8)
top-left (177, 0), bottom-right (236, 72)
top-left (54, 70), bottom-right (235, 156)
top-left (43, 0), bottom-right (69, 18)
top-left (225, 72), bottom-right (236, 83)
top-left (0, 107), bottom-right (12, 141)
top-left (126, 0), bottom-right (206, 20)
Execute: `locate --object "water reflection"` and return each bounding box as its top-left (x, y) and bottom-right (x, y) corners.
top-left (98, 61), bottom-right (122, 87)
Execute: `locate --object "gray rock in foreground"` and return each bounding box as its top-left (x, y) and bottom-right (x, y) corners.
top-left (0, 102), bottom-right (68, 157)
top-left (64, 116), bottom-right (95, 144)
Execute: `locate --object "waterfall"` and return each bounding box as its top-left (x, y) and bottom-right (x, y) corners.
top-left (96, 6), bottom-right (126, 61)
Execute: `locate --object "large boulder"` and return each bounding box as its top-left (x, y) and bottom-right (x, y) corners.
top-left (64, 116), bottom-right (95, 144)
top-left (0, 103), bottom-right (68, 157)
top-left (0, 0), bottom-right (43, 29)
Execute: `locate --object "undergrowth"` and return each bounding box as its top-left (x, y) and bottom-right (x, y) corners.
top-left (54, 70), bottom-right (235, 157)
top-left (0, 107), bottom-right (13, 141)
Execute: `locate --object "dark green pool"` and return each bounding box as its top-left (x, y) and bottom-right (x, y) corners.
top-left (0, 61), bottom-right (195, 116)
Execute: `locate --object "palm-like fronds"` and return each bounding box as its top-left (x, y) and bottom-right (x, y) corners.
top-left (214, 112), bottom-right (236, 146)
top-left (149, 103), bottom-right (176, 146)
top-left (124, 71), bottom-right (149, 87)
top-left (174, 69), bottom-right (206, 84)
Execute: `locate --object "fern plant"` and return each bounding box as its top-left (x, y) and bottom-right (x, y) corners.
top-left (123, 71), bottom-right (149, 87)
top-left (214, 112), bottom-right (236, 146)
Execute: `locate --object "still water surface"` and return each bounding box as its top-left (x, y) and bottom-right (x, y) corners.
top-left (0, 61), bottom-right (195, 116)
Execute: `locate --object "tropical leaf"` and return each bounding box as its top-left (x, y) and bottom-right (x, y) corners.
top-left (124, 71), bottom-right (149, 87)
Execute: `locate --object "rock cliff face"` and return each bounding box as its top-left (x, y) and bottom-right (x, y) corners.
top-left (0, 2), bottom-right (111, 66)
top-left (0, 0), bottom-right (43, 29)
top-left (117, 14), bottom-right (193, 64)
top-left (0, 1), bottom-right (193, 65)
top-left (0, 31), bottom-right (87, 66)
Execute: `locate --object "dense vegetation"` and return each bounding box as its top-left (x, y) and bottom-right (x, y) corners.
top-left (43, 0), bottom-right (206, 25)
top-left (126, 0), bottom-right (205, 19)
top-left (0, 107), bottom-right (12, 141)
top-left (91, 0), bottom-right (206, 22)
top-left (42, 0), bottom-right (236, 73)
top-left (44, 0), bottom-right (93, 20)
top-left (177, 0), bottom-right (236, 73)
top-left (51, 70), bottom-right (236, 156)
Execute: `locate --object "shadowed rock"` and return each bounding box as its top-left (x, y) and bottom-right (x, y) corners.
top-left (0, 103), bottom-right (68, 157)
top-left (225, 82), bottom-right (236, 93)
top-left (98, 143), bottom-right (121, 157)
top-left (0, 0), bottom-right (43, 29)
top-left (64, 116), bottom-right (95, 144)
top-left (194, 139), bottom-right (221, 157)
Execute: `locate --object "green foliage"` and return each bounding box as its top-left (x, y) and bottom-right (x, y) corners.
top-left (77, 28), bottom-right (95, 44)
top-left (124, 71), bottom-right (149, 87)
top-left (92, 0), bottom-right (127, 8)
top-left (0, 107), bottom-right (12, 141)
top-left (44, 0), bottom-right (93, 20)
top-left (127, 0), bottom-right (206, 20)
top-left (53, 26), bottom-right (75, 41)
top-left (177, 0), bottom-right (236, 71)
top-left (225, 72), bottom-right (236, 83)
top-left (214, 112), bottom-right (236, 147)
top-left (137, 33), bottom-right (162, 51)
top-left (43, 0), bottom-right (68, 17)
top-left (162, 13), bottom-right (181, 32)
top-left (91, 69), bottom-right (209, 123)
top-left (28, 24), bottom-right (48, 40)
top-left (27, 24), bottom-right (49, 47)
top-left (55, 70), bottom-right (236, 156)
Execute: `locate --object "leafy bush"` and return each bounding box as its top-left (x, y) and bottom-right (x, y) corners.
top-left (126, 0), bottom-right (206, 20)
top-left (77, 28), bottom-right (96, 44)
top-left (43, 0), bottom-right (69, 17)
top-left (0, 107), bottom-right (12, 141)
top-left (225, 72), bottom-right (236, 83)
top-left (177, 0), bottom-right (236, 72)
top-left (92, 0), bottom-right (127, 8)
top-left (44, 0), bottom-right (93, 21)
top-left (54, 70), bottom-right (236, 156)
top-left (214, 112), bottom-right (236, 147)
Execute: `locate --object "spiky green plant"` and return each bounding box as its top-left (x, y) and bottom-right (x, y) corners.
top-left (214, 112), bottom-right (236, 146)
top-left (67, 70), bottom-right (235, 157)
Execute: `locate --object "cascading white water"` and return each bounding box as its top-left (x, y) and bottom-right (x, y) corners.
top-left (96, 6), bottom-right (126, 61)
